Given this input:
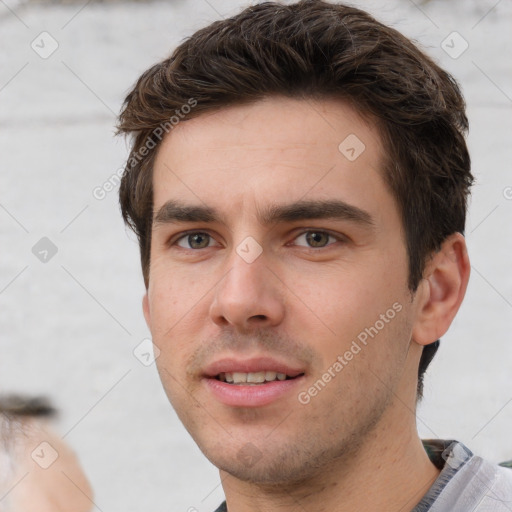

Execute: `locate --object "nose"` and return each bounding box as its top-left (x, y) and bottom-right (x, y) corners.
top-left (209, 247), bottom-right (285, 332)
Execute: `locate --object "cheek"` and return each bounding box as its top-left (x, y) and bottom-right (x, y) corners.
top-left (148, 256), bottom-right (202, 323)
top-left (288, 257), bottom-right (410, 365)
top-left (147, 268), bottom-right (210, 370)
top-left (293, 260), bottom-right (401, 327)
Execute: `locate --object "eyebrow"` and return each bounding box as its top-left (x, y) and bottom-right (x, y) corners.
top-left (153, 199), bottom-right (375, 228)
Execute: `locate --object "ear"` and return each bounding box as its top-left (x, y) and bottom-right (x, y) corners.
top-left (142, 293), bottom-right (151, 329)
top-left (412, 232), bottom-right (470, 346)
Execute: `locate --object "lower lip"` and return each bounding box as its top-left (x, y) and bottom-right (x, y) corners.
top-left (204, 377), bottom-right (305, 407)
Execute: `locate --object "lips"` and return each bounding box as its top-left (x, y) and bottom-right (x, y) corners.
top-left (202, 356), bottom-right (306, 407)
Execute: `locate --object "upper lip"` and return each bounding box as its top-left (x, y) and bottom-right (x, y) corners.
top-left (203, 356), bottom-right (305, 378)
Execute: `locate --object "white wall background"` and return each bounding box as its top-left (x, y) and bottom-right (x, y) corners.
top-left (0, 0), bottom-right (511, 510)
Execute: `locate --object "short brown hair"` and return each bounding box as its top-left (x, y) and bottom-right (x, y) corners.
top-left (117, 0), bottom-right (473, 399)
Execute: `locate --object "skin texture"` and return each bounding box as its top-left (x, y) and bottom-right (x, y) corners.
top-left (3, 418), bottom-right (93, 512)
top-left (143, 96), bottom-right (470, 511)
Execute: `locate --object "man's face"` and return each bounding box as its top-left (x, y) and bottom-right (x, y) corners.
top-left (144, 97), bottom-right (423, 484)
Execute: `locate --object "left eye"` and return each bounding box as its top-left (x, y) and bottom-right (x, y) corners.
top-left (293, 231), bottom-right (338, 248)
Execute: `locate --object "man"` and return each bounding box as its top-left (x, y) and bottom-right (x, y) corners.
top-left (0, 395), bottom-right (93, 512)
top-left (116, 1), bottom-right (512, 510)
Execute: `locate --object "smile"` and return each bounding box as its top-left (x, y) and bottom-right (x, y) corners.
top-left (216, 371), bottom-right (300, 384)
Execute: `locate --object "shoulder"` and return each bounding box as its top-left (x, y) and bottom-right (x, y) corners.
top-left (420, 440), bottom-right (512, 512)
top-left (441, 450), bottom-right (512, 511)
top-left (471, 457), bottom-right (512, 511)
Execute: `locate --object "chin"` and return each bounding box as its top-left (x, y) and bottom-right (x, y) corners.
top-left (201, 439), bottom-right (340, 487)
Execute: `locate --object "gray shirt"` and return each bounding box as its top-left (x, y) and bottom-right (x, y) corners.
top-left (413, 439), bottom-right (512, 511)
top-left (213, 439), bottom-right (512, 512)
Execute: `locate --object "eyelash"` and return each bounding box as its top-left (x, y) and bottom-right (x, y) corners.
top-left (169, 229), bottom-right (346, 251)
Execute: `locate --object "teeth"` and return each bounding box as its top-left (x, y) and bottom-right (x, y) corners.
top-left (265, 371), bottom-right (277, 381)
top-left (233, 372), bottom-right (247, 384)
top-left (247, 371), bottom-right (266, 383)
top-left (219, 371), bottom-right (291, 384)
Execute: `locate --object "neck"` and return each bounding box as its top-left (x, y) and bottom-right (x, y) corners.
top-left (219, 421), bottom-right (440, 512)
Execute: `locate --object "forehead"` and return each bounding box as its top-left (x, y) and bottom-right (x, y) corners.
top-left (152, 96), bottom-right (391, 223)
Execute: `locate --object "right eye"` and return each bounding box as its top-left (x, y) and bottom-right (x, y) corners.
top-left (174, 231), bottom-right (218, 250)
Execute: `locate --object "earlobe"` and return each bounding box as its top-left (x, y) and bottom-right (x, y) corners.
top-left (412, 233), bottom-right (470, 346)
top-left (142, 293), bottom-right (151, 329)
